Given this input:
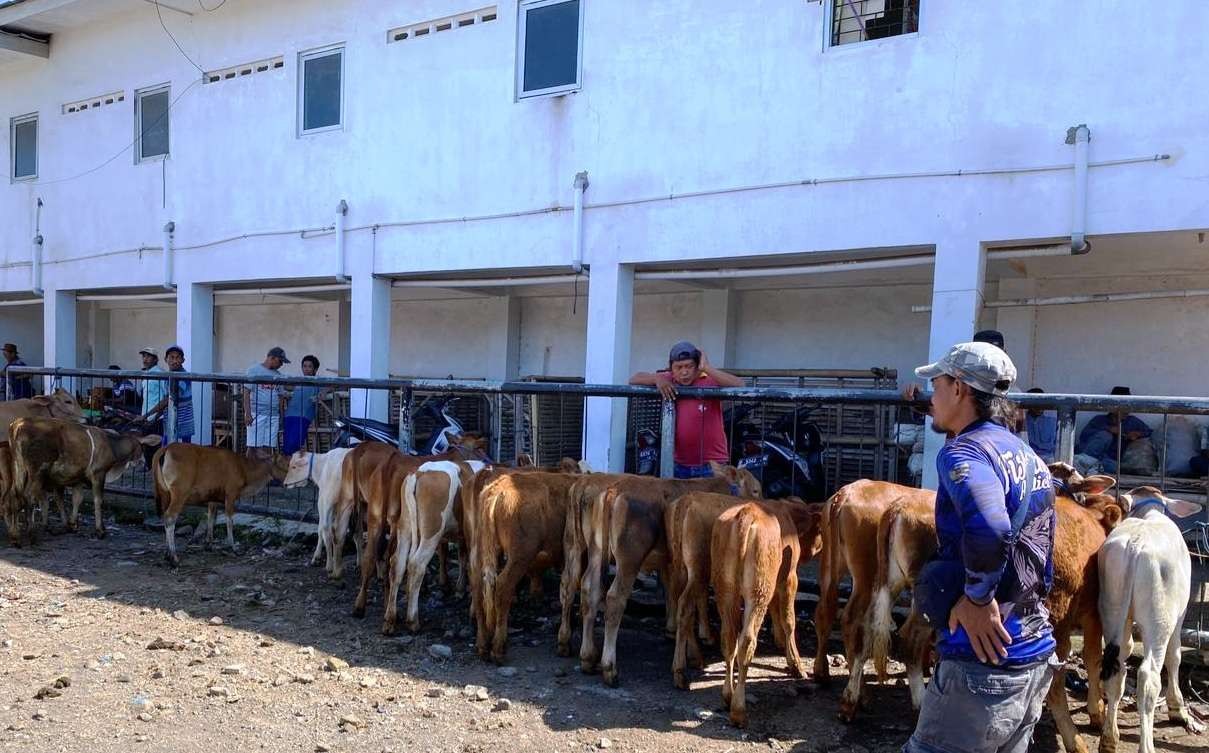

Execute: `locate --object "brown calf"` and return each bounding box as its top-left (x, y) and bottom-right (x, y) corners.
top-left (711, 500), bottom-right (823, 728)
top-left (0, 442), bottom-right (15, 545)
top-left (562, 463), bottom-right (762, 686)
top-left (475, 470), bottom-right (579, 663)
top-left (151, 443), bottom-right (288, 566)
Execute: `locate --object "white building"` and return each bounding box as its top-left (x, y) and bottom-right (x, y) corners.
top-left (2, 0), bottom-right (1207, 484)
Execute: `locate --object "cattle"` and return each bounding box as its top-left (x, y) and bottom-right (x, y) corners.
top-left (151, 444), bottom-right (288, 566)
top-left (0, 389), bottom-right (84, 439)
top-left (0, 442), bottom-right (15, 545)
top-left (1099, 488), bottom-right (1205, 753)
top-left (561, 463), bottom-right (762, 686)
top-left (667, 492), bottom-right (822, 692)
top-left (475, 470), bottom-right (580, 663)
top-left (851, 467), bottom-right (1126, 753)
top-left (282, 447), bottom-right (356, 572)
top-left (9, 417), bottom-right (160, 541)
top-left (711, 500), bottom-right (822, 728)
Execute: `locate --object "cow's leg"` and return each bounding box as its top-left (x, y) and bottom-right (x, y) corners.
top-left (578, 541), bottom-right (606, 673)
top-left (163, 496), bottom-right (181, 567)
top-left (730, 592), bottom-right (771, 729)
top-left (52, 491), bottom-right (68, 531)
top-left (778, 570), bottom-right (805, 679)
top-left (694, 576), bottom-right (715, 647)
top-left (901, 611), bottom-right (932, 709)
top-left (1046, 628), bottom-right (1087, 753)
top-left (1135, 640), bottom-right (1165, 753)
top-left (1083, 612), bottom-right (1105, 727)
top-left (1099, 631), bottom-right (1132, 753)
top-left (600, 555), bottom-right (643, 687)
top-left (717, 587), bottom-right (740, 712)
top-left (1164, 618), bottom-right (1203, 732)
top-left (310, 491), bottom-right (330, 566)
top-left (842, 556), bottom-right (875, 681)
top-left (68, 487), bottom-right (85, 533)
top-left (352, 512), bottom-right (382, 618)
top-left (381, 530), bottom-right (411, 635)
top-left (89, 478), bottom-right (107, 538)
top-left (672, 564), bottom-right (704, 689)
top-left (813, 552), bottom-right (845, 684)
top-left (558, 529), bottom-right (584, 658)
top-left (453, 536), bottom-right (467, 597)
top-left (204, 503), bottom-right (216, 550)
top-left (435, 540), bottom-right (451, 592)
top-left (490, 544), bottom-right (536, 664)
top-left (224, 497), bottom-right (240, 554)
top-left (660, 563), bottom-right (677, 637)
top-left (404, 533), bottom-right (443, 633)
top-left (329, 501), bottom-right (354, 580)
top-left (839, 621), bottom-right (874, 722)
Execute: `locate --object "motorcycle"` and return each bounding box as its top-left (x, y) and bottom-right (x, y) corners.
top-left (332, 395), bottom-right (485, 458)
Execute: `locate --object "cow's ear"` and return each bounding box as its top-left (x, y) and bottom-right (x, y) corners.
top-left (30, 396), bottom-right (50, 406)
top-left (708, 460), bottom-right (735, 481)
top-left (1101, 503), bottom-right (1123, 528)
top-left (139, 435), bottom-right (162, 446)
top-left (1078, 475), bottom-right (1117, 495)
top-left (1167, 498), bottom-right (1204, 519)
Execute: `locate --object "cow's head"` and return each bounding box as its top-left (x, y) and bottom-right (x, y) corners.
top-left (785, 498), bottom-right (825, 560)
top-left (105, 432), bottom-right (161, 482)
top-left (31, 388), bottom-right (85, 422)
top-left (709, 461), bottom-right (764, 499)
top-left (1120, 485), bottom-right (1204, 520)
top-left (514, 453), bottom-right (535, 468)
top-left (556, 457), bottom-right (585, 474)
top-left (283, 450), bottom-right (314, 488)
top-left (1049, 462), bottom-right (1116, 502)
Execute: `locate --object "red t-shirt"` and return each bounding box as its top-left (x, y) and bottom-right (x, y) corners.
top-left (672, 373), bottom-right (730, 466)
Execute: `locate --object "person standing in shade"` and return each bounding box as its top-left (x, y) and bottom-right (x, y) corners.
top-left (146, 346), bottom-right (194, 445)
top-left (244, 346), bottom-right (289, 458)
top-left (283, 354), bottom-right (326, 455)
top-left (2, 343), bottom-right (34, 400)
top-left (905, 341), bottom-right (1058, 753)
top-left (1075, 385), bottom-right (1152, 473)
top-left (1023, 387), bottom-right (1057, 463)
top-left (137, 347), bottom-right (168, 436)
top-left (629, 341), bottom-right (744, 478)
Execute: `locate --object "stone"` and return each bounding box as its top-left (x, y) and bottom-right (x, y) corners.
top-left (425, 687), bottom-right (445, 698)
top-left (31, 709), bottom-right (48, 722)
top-left (316, 746), bottom-right (331, 753)
top-left (324, 657), bottom-right (350, 672)
top-left (117, 674), bottom-right (132, 683)
top-left (52, 676), bottom-right (70, 689)
top-left (339, 714), bottom-right (365, 729)
top-left (209, 616), bottom-right (224, 626)
top-left (298, 646), bottom-right (316, 656)
top-left (21, 653), bottom-right (39, 660)
top-left (151, 669), bottom-right (165, 680)
top-left (172, 610), bottom-right (189, 621)
top-left (273, 675), bottom-right (289, 687)
top-left (208, 686), bottom-right (231, 698)
top-left (597, 738), bottom-right (612, 749)
top-left (463, 685), bottom-right (488, 701)
top-left (294, 674), bottom-right (316, 685)
top-left (696, 709), bottom-right (714, 721)
top-left (359, 676), bottom-right (377, 688)
top-left (221, 664), bottom-right (246, 675)
top-left (496, 666), bottom-right (518, 678)
top-left (146, 637), bottom-right (183, 651)
top-left (33, 686), bottom-right (61, 700)
top-left (137, 712), bottom-right (153, 722)
top-left (492, 698), bottom-right (513, 712)
top-left (85, 660), bottom-right (102, 671)
top-left (427, 644), bottom-right (452, 661)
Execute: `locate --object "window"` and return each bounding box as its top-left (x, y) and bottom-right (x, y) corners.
top-left (517, 0), bottom-right (582, 99)
top-left (829, 0), bottom-right (919, 47)
top-left (136, 85), bottom-right (170, 162)
top-left (10, 113), bottom-right (37, 181)
top-left (299, 46), bottom-right (344, 135)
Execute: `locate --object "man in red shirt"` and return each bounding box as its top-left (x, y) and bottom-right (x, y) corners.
top-left (630, 341), bottom-right (745, 478)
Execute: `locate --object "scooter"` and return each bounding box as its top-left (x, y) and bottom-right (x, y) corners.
top-left (333, 395), bottom-right (481, 457)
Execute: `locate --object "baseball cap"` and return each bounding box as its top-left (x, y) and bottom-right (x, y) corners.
top-left (165, 345), bottom-right (184, 357)
top-left (915, 341), bottom-right (1017, 396)
top-left (267, 346), bottom-right (291, 364)
top-left (138, 346), bottom-right (159, 357)
top-left (668, 341), bottom-right (700, 364)
top-left (972, 329), bottom-right (1005, 350)
top-left (2, 343), bottom-right (17, 354)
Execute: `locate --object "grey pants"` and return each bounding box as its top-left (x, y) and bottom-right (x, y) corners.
top-left (903, 657), bottom-right (1057, 753)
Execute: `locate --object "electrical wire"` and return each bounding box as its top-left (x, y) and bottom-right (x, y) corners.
top-left (197, 0), bottom-right (227, 10)
top-left (153, 0), bottom-right (205, 74)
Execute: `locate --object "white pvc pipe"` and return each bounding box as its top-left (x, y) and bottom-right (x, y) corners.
top-left (0, 298), bottom-right (43, 307)
top-left (572, 171), bottom-right (588, 273)
top-left (636, 255), bottom-right (933, 281)
top-left (335, 199), bottom-right (349, 283)
top-left (77, 292), bottom-right (178, 302)
top-left (31, 234), bottom-right (43, 295)
top-left (1071, 125), bottom-right (1091, 254)
top-left (162, 220), bottom-right (175, 290)
top-left (217, 283), bottom-right (350, 296)
top-left (911, 287), bottom-right (1209, 313)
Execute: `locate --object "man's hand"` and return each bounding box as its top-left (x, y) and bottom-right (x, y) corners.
top-left (654, 372), bottom-right (677, 400)
top-left (902, 383), bottom-right (921, 401)
top-left (698, 350), bottom-right (711, 370)
top-left (1126, 431), bottom-right (1143, 442)
top-left (948, 596), bottom-right (1012, 664)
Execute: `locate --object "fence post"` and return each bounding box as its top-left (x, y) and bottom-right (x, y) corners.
top-left (513, 395), bottom-right (527, 463)
top-left (1056, 406), bottom-right (1076, 465)
top-left (660, 398), bottom-right (675, 479)
top-left (398, 387), bottom-right (413, 452)
top-left (165, 373), bottom-right (177, 444)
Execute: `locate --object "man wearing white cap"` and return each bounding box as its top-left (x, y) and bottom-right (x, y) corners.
top-left (904, 342), bottom-right (1058, 753)
top-left (137, 347), bottom-right (167, 434)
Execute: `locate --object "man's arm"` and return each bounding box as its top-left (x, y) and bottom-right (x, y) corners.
top-left (698, 351), bottom-right (744, 388)
top-left (242, 386), bottom-right (253, 423)
top-left (1122, 415), bottom-right (1152, 440)
top-left (629, 370), bottom-right (676, 400)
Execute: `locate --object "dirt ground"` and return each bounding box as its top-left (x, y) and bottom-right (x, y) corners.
top-left (0, 515), bottom-right (1206, 753)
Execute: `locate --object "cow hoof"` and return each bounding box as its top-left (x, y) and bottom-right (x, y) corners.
top-left (490, 652), bottom-right (507, 666)
top-left (729, 712), bottom-right (748, 729)
top-left (1098, 741), bottom-right (1117, 753)
top-left (381, 622), bottom-right (396, 636)
top-left (838, 701), bottom-right (858, 723)
top-left (352, 606), bottom-right (366, 619)
top-left (580, 659), bottom-right (599, 675)
top-left (673, 670), bottom-right (688, 690)
top-left (556, 644), bottom-right (571, 658)
top-left (788, 662), bottom-right (807, 680)
top-left (602, 669), bottom-right (619, 688)
top-left (405, 620), bottom-right (421, 634)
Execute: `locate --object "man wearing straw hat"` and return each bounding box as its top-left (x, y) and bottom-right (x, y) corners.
top-left (1, 343), bottom-right (34, 400)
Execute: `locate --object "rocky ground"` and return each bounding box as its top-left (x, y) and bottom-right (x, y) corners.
top-left (0, 511), bottom-right (1205, 753)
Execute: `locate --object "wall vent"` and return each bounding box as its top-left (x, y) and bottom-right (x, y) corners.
top-left (388, 6), bottom-right (497, 43)
top-left (204, 55), bottom-right (284, 85)
top-left (62, 91), bottom-right (125, 115)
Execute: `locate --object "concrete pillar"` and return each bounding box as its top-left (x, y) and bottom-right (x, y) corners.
top-left (336, 295), bottom-right (352, 377)
top-left (994, 278), bottom-right (1038, 387)
top-left (699, 288), bottom-right (736, 368)
top-left (349, 273), bottom-right (391, 420)
top-left (921, 239), bottom-right (985, 489)
top-left (43, 288), bottom-right (76, 394)
top-left (485, 295), bottom-right (521, 380)
top-left (582, 262), bottom-right (634, 472)
top-left (177, 281), bottom-right (214, 445)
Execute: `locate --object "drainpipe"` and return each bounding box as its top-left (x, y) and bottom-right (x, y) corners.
top-left (571, 172), bottom-right (589, 273)
top-left (31, 197), bottom-right (43, 296)
top-left (162, 221), bottom-right (176, 290)
top-left (1066, 124), bottom-right (1092, 255)
top-left (335, 199), bottom-right (349, 283)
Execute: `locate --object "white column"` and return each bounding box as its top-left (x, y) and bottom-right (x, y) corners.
top-left (43, 288), bottom-right (76, 394)
top-left (485, 295), bottom-right (521, 380)
top-left (336, 295), bottom-right (352, 377)
top-left (176, 281), bottom-right (214, 445)
top-left (582, 262), bottom-right (634, 472)
top-left (921, 239), bottom-right (985, 489)
top-left (699, 288), bottom-right (736, 368)
top-left (993, 278), bottom-right (1037, 387)
top-left (349, 273), bottom-right (391, 420)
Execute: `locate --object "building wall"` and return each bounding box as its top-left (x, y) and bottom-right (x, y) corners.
top-left (0, 307), bottom-right (44, 365)
top-left (214, 302), bottom-right (340, 374)
top-left (106, 306), bottom-right (176, 367)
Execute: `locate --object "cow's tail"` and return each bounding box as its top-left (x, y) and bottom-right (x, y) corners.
top-left (9, 421), bottom-right (30, 502)
top-left (478, 486), bottom-right (505, 630)
top-left (1100, 544), bottom-right (1137, 683)
top-left (869, 501), bottom-right (903, 681)
top-left (150, 446), bottom-right (169, 518)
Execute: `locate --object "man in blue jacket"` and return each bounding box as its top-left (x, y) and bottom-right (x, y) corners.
top-left (905, 342), bottom-right (1058, 753)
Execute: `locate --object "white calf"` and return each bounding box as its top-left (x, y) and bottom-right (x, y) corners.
top-left (283, 448), bottom-right (355, 574)
top-left (1099, 487), bottom-right (1205, 753)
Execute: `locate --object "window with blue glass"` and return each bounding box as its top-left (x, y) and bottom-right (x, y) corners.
top-left (517, 0), bottom-right (582, 99)
top-left (299, 46), bottom-right (344, 134)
